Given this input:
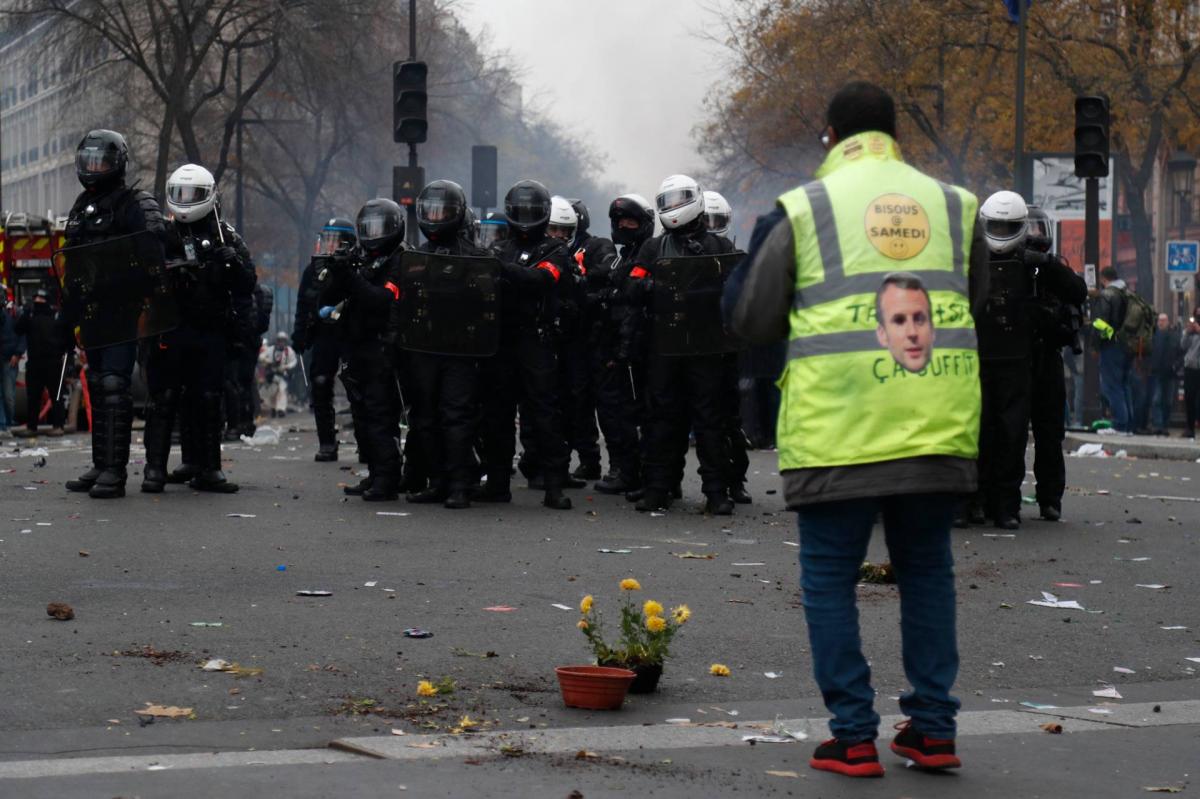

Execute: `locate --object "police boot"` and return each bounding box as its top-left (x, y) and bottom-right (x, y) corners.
top-left (573, 461), bottom-right (602, 481)
top-left (994, 514), bottom-right (1020, 531)
top-left (1039, 504), bottom-right (1061, 522)
top-left (166, 402), bottom-right (200, 484)
top-left (624, 486), bottom-right (645, 503)
top-left (636, 489), bottom-right (671, 512)
top-left (66, 373), bottom-right (103, 492)
top-left (543, 479), bottom-right (573, 510)
top-left (729, 483), bottom-right (752, 504)
top-left (363, 469), bottom-right (399, 502)
top-left (704, 491), bottom-right (734, 516)
top-left (444, 489), bottom-right (471, 510)
top-left (189, 392), bottom-right (239, 493)
top-left (595, 470), bottom-right (637, 495)
top-left (141, 389), bottom-right (178, 493)
top-left (312, 375), bottom-right (338, 462)
top-left (406, 486), bottom-right (447, 504)
top-left (88, 375), bottom-right (132, 500)
top-left (343, 472), bottom-right (374, 496)
top-left (564, 474), bottom-right (587, 489)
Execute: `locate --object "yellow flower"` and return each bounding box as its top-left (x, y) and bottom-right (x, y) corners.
top-left (643, 600), bottom-right (664, 618)
top-left (709, 663), bottom-right (731, 677)
top-left (416, 680), bottom-right (437, 697)
top-left (580, 595), bottom-right (594, 614)
top-left (577, 619), bottom-right (589, 630)
top-left (619, 578), bottom-right (642, 591)
top-left (645, 615), bottom-right (667, 633)
top-left (672, 605), bottom-right (691, 624)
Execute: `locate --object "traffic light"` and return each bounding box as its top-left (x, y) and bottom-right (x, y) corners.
top-left (1074, 95), bottom-right (1109, 178)
top-left (393, 60), bottom-right (428, 144)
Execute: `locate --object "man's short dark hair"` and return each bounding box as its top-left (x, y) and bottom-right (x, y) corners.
top-left (1100, 266), bottom-right (1119, 282)
top-left (828, 81), bottom-right (897, 141)
top-left (875, 272), bottom-right (932, 326)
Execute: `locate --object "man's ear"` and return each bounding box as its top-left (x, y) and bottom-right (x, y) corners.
top-left (875, 325), bottom-right (888, 350)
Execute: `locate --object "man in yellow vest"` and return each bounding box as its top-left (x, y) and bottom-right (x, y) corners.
top-left (724, 82), bottom-right (986, 778)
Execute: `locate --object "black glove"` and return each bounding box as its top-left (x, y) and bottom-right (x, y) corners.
top-left (214, 245), bottom-right (239, 266)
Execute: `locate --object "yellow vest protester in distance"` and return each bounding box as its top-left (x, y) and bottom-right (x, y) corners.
top-left (776, 131), bottom-right (980, 471)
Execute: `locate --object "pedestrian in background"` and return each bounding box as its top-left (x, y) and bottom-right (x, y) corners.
top-left (13, 289), bottom-right (67, 437)
top-left (1063, 344), bottom-right (1085, 428)
top-left (1092, 266), bottom-right (1133, 434)
top-left (725, 81), bottom-right (984, 778)
top-left (0, 285), bottom-right (23, 435)
top-left (1148, 313), bottom-right (1180, 436)
top-left (1182, 309), bottom-right (1200, 438)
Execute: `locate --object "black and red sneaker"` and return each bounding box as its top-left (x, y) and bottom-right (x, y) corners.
top-left (809, 737), bottom-right (885, 778)
top-left (889, 720), bottom-right (961, 769)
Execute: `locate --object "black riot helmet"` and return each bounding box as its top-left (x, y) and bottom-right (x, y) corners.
top-left (315, 216), bottom-right (356, 256)
top-left (75, 129), bottom-right (128, 189)
top-left (355, 198), bottom-right (406, 256)
top-left (416, 179), bottom-right (468, 242)
top-left (608, 193), bottom-right (656, 248)
top-left (1025, 205), bottom-right (1054, 254)
top-left (568, 199), bottom-right (590, 236)
top-left (504, 179), bottom-right (552, 239)
top-left (477, 210), bottom-right (510, 250)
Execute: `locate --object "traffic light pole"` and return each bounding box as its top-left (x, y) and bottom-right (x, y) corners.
top-left (406, 0), bottom-right (418, 246)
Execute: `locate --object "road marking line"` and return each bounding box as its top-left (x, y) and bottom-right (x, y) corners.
top-left (4, 699), bottom-right (1199, 781)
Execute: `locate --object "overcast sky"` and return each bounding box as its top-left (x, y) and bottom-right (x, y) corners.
top-left (456, 0), bottom-right (728, 199)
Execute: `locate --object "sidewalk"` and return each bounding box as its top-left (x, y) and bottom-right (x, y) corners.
top-left (1063, 429), bottom-right (1200, 461)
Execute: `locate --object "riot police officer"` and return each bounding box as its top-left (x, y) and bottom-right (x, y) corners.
top-left (325, 198), bottom-right (406, 501)
top-left (1025, 205), bottom-right (1088, 521)
top-left (142, 164), bottom-right (256, 494)
top-left (294, 217), bottom-right (356, 462)
top-left (591, 193), bottom-right (655, 495)
top-left (61, 130), bottom-right (167, 499)
top-left (625, 175), bottom-right (738, 515)
top-left (395, 179), bottom-right (491, 509)
top-left (477, 180), bottom-right (573, 510)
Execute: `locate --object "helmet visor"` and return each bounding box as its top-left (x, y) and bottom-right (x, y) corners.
top-left (358, 210), bottom-right (401, 241)
top-left (705, 212), bottom-right (731, 232)
top-left (985, 219), bottom-right (1024, 240)
top-left (547, 221), bottom-right (576, 240)
top-left (1027, 218), bottom-right (1051, 241)
top-left (315, 228), bottom-right (354, 255)
top-left (76, 147), bottom-right (119, 177)
top-left (168, 184), bottom-right (212, 206)
top-left (657, 188), bottom-right (699, 214)
top-left (417, 195), bottom-right (463, 226)
top-left (506, 198), bottom-right (549, 226)
top-left (478, 221), bottom-right (508, 248)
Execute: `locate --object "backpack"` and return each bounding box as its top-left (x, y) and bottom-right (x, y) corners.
top-left (1117, 288), bottom-right (1155, 357)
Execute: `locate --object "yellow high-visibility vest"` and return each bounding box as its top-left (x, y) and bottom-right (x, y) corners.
top-left (776, 131), bottom-right (980, 470)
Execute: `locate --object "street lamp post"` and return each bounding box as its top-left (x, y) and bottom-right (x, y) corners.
top-left (1167, 149), bottom-right (1197, 320)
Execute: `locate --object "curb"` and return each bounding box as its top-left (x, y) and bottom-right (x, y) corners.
top-left (1064, 434), bottom-right (1200, 462)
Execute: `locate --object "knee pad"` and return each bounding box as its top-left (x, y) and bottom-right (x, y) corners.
top-left (99, 373), bottom-right (131, 395)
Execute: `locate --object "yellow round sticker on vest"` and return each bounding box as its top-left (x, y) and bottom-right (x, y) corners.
top-left (865, 194), bottom-right (930, 260)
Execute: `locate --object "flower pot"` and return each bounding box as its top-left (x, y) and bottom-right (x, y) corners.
top-left (555, 665), bottom-right (636, 710)
top-left (601, 660), bottom-right (663, 694)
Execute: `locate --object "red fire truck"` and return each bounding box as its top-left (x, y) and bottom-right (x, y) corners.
top-left (0, 212), bottom-right (65, 303)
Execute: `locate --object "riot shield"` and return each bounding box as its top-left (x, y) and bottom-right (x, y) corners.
top-left (650, 252), bottom-right (743, 356)
top-left (53, 230), bottom-right (177, 349)
top-left (395, 251), bottom-right (501, 357)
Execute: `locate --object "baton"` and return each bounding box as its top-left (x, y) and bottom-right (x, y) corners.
top-left (298, 354), bottom-right (309, 388)
top-left (55, 353), bottom-right (68, 402)
top-left (628, 364), bottom-right (638, 402)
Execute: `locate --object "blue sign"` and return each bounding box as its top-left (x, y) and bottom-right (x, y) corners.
top-left (1166, 240), bottom-right (1199, 273)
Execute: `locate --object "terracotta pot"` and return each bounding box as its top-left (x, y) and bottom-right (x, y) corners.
top-left (555, 665), bottom-right (636, 710)
top-left (600, 660), bottom-right (663, 694)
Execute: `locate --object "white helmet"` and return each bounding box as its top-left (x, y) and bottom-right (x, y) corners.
top-left (276, 331), bottom-right (289, 343)
top-left (166, 164), bottom-right (217, 224)
top-left (547, 195), bottom-right (578, 241)
top-left (979, 190), bottom-right (1028, 255)
top-left (656, 174), bottom-right (704, 230)
top-left (703, 190), bottom-right (732, 236)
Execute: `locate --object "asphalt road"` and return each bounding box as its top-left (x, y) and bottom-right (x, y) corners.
top-left (1, 422), bottom-right (1198, 797)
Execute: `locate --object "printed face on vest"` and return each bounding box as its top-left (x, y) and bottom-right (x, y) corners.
top-left (875, 281), bottom-right (935, 373)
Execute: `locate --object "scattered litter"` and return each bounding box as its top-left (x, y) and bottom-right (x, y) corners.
top-left (782, 541), bottom-right (799, 547)
top-left (1088, 708), bottom-right (1113, 715)
top-left (597, 549), bottom-right (631, 554)
top-left (1093, 687), bottom-right (1123, 699)
top-left (364, 581), bottom-right (377, 587)
top-left (858, 561), bottom-right (895, 584)
top-left (390, 729), bottom-right (405, 736)
top-left (744, 734), bottom-right (794, 744)
top-left (450, 647), bottom-right (497, 658)
top-left (1136, 584), bottom-right (1169, 590)
top-left (1129, 494), bottom-right (1200, 503)
top-left (765, 770), bottom-right (800, 778)
top-left (78, 550), bottom-right (89, 558)
top-left (763, 672), bottom-right (782, 679)
top-left (1114, 667), bottom-right (1136, 674)
top-left (135, 704), bottom-right (193, 719)
top-left (276, 565), bottom-right (287, 572)
top-left (200, 659), bottom-right (263, 678)
top-left (46, 602), bottom-right (74, 621)
top-left (1029, 655), bottom-right (1044, 661)
top-left (1020, 701), bottom-right (1058, 710)
top-left (550, 603), bottom-right (573, 611)
top-left (1186, 658), bottom-right (1200, 664)
top-left (375, 511), bottom-right (411, 517)
top-left (483, 605), bottom-right (517, 612)
top-left (240, 426), bottom-right (281, 446)
top-left (1115, 556), bottom-right (1152, 562)
top-left (672, 551), bottom-right (716, 559)
top-left (296, 590), bottom-right (332, 597)
top-left (1027, 591), bottom-right (1085, 611)
top-left (189, 622), bottom-right (223, 628)
top-left (1039, 722), bottom-right (1063, 734)
top-left (732, 562), bottom-right (766, 566)
top-left (665, 718), bottom-right (691, 725)
top-left (1143, 787), bottom-right (1185, 794)
top-left (226, 513), bottom-right (257, 518)
top-left (982, 533), bottom-right (1016, 538)
top-left (146, 764), bottom-right (170, 771)
top-left (403, 628), bottom-right (433, 638)
top-left (201, 659), bottom-right (231, 672)
top-left (1161, 626), bottom-right (1189, 631)
top-left (649, 512), bottom-right (666, 517)
top-left (1070, 443), bottom-right (1108, 458)
top-left (1053, 582), bottom-right (1084, 589)
top-left (991, 662), bottom-right (1005, 667)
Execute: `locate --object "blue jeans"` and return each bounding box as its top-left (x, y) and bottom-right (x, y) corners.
top-left (797, 493), bottom-right (960, 742)
top-left (1098, 346), bottom-right (1133, 432)
top-left (1149, 373), bottom-right (1177, 431)
top-left (0, 360), bottom-right (15, 428)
